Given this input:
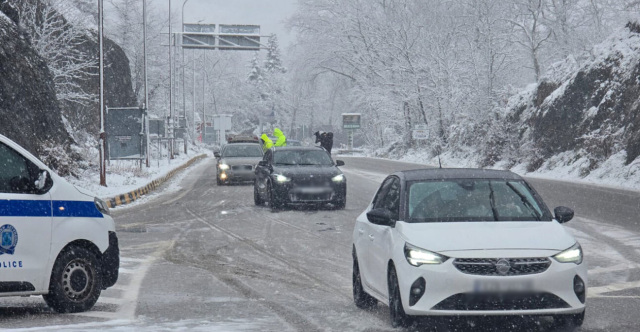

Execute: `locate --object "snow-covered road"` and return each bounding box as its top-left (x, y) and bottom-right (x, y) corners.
top-left (1, 157), bottom-right (639, 331)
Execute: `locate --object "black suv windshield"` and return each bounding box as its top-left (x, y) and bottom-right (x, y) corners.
top-left (222, 145), bottom-right (263, 158)
top-left (407, 179), bottom-right (551, 223)
top-left (273, 150), bottom-right (333, 166)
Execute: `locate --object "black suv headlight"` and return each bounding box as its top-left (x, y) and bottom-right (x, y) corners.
top-left (273, 174), bottom-right (291, 183)
top-left (332, 174), bottom-right (345, 183)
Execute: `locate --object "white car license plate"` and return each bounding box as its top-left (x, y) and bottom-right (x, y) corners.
top-left (473, 279), bottom-right (534, 293)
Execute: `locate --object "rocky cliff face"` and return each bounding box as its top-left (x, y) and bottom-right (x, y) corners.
top-left (60, 32), bottom-right (137, 135)
top-left (0, 1), bottom-right (136, 175)
top-left (494, 22), bottom-right (640, 177)
top-left (0, 8), bottom-right (71, 162)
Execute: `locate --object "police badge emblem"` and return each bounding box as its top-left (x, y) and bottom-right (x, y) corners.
top-left (0, 224), bottom-right (18, 255)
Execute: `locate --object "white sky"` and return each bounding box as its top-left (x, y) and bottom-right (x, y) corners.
top-left (161, 0), bottom-right (298, 47)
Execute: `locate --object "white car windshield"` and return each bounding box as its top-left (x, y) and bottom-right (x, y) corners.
top-left (407, 179), bottom-right (551, 222)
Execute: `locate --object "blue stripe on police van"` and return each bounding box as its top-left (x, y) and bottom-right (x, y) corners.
top-left (53, 201), bottom-right (103, 218)
top-left (0, 200), bottom-right (51, 217)
top-left (0, 200), bottom-right (103, 218)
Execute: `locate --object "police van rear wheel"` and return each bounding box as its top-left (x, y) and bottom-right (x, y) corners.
top-left (44, 246), bottom-right (102, 313)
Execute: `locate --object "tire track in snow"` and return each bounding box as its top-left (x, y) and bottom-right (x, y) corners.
top-left (183, 207), bottom-right (337, 332)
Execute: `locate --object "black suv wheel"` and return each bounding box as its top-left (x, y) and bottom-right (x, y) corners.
top-left (269, 182), bottom-right (284, 211)
top-left (254, 181), bottom-right (264, 205)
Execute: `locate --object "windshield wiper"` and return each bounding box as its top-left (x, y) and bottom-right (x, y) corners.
top-left (275, 163), bottom-right (297, 166)
top-left (488, 182), bottom-right (499, 221)
top-left (506, 182), bottom-right (541, 221)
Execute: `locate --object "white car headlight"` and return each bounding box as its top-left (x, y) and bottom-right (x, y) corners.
top-left (332, 174), bottom-right (345, 182)
top-left (218, 163), bottom-right (230, 170)
top-left (553, 243), bottom-right (583, 264)
top-left (275, 174), bottom-right (290, 183)
top-left (404, 243), bottom-right (448, 266)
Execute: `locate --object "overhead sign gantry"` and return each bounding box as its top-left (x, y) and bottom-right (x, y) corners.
top-left (180, 24), bottom-right (264, 51)
top-left (167, 23), bottom-right (269, 155)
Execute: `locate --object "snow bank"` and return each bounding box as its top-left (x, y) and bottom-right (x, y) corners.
top-left (68, 146), bottom-right (212, 201)
top-left (395, 147), bottom-right (640, 192)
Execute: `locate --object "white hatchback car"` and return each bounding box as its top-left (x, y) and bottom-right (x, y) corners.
top-left (352, 169), bottom-right (586, 329)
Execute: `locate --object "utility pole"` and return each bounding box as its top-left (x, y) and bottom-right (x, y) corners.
top-left (168, 0), bottom-right (174, 159)
top-left (192, 50), bottom-right (196, 144)
top-left (143, 0), bottom-right (150, 167)
top-left (98, 0), bottom-right (107, 186)
top-left (182, 0), bottom-right (190, 150)
top-left (202, 53), bottom-right (206, 142)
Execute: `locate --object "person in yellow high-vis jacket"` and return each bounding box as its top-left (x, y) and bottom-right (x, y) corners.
top-left (273, 128), bottom-right (287, 147)
top-left (260, 134), bottom-right (273, 152)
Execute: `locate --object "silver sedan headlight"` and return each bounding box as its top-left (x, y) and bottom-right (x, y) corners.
top-left (332, 174), bottom-right (345, 183)
top-left (404, 243), bottom-right (448, 266)
top-left (553, 243), bottom-right (583, 264)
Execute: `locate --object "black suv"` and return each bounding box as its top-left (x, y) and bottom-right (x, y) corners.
top-left (254, 147), bottom-right (346, 210)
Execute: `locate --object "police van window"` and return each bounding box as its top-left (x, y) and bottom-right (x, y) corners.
top-left (0, 143), bottom-right (37, 194)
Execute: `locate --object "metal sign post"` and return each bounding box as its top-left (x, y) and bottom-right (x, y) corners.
top-left (342, 113), bottom-right (361, 151)
top-left (213, 114), bottom-right (233, 146)
top-left (98, 0), bottom-right (106, 186)
top-left (149, 117), bottom-right (166, 167)
top-left (106, 107), bottom-right (146, 162)
top-left (149, 119), bottom-right (165, 137)
top-left (348, 129), bottom-right (354, 151)
top-left (412, 124), bottom-right (429, 140)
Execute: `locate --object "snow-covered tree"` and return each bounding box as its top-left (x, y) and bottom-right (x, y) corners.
top-left (264, 34), bottom-right (286, 74)
top-left (9, 0), bottom-right (97, 104)
top-left (506, 0), bottom-right (554, 82)
top-left (287, 0), bottom-right (640, 157)
top-left (105, 0), bottom-right (168, 112)
top-left (243, 38), bottom-right (289, 130)
top-left (248, 52), bottom-right (263, 82)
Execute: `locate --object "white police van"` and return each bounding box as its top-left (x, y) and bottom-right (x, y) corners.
top-left (0, 134), bottom-right (119, 313)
